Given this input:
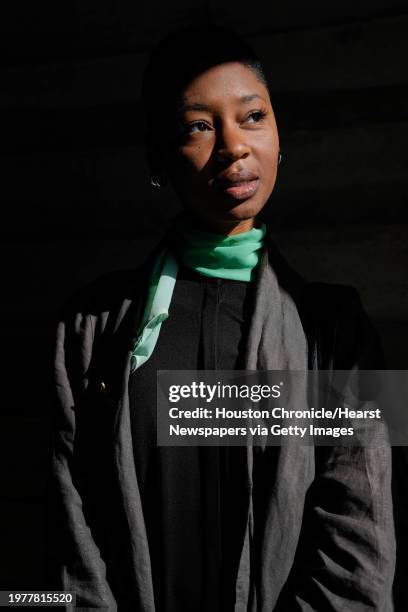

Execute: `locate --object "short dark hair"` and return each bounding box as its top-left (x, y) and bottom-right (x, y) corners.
top-left (142, 24), bottom-right (269, 135)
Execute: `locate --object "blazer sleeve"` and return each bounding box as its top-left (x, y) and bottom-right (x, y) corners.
top-left (275, 288), bottom-right (396, 611)
top-left (45, 291), bottom-right (118, 611)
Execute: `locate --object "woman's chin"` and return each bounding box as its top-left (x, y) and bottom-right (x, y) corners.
top-left (181, 191), bottom-right (269, 229)
top-left (217, 196), bottom-right (266, 220)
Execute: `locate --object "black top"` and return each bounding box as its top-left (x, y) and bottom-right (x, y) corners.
top-left (129, 264), bottom-right (255, 612)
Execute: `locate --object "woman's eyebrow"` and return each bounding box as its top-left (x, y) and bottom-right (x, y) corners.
top-left (239, 94), bottom-right (266, 104)
top-left (178, 94), bottom-right (266, 114)
top-left (178, 102), bottom-right (211, 113)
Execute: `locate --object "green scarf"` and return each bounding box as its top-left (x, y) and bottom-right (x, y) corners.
top-left (130, 221), bottom-right (266, 372)
top-left (172, 220), bottom-right (266, 282)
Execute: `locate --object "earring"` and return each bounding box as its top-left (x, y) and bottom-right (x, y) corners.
top-left (150, 172), bottom-right (167, 189)
top-left (150, 173), bottom-right (162, 188)
top-left (278, 151), bottom-right (283, 166)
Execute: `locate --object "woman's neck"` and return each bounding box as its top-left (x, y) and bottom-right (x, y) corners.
top-left (181, 213), bottom-right (257, 236)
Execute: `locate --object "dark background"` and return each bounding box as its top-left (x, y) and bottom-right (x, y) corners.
top-left (1, 0), bottom-right (407, 601)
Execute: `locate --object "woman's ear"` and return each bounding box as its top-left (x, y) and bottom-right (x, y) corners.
top-left (145, 131), bottom-right (165, 174)
top-left (145, 130), bottom-right (160, 174)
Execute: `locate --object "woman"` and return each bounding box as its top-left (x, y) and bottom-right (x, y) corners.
top-left (47, 25), bottom-right (395, 611)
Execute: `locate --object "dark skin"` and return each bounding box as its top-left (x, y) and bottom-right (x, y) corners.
top-left (150, 62), bottom-right (280, 235)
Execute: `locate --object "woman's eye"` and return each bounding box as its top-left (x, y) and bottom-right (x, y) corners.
top-left (246, 110), bottom-right (267, 123)
top-left (185, 121), bottom-right (211, 134)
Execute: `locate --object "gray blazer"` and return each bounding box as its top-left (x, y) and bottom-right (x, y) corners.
top-left (46, 239), bottom-right (395, 611)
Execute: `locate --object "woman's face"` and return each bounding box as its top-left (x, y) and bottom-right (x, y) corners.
top-left (159, 62), bottom-right (280, 234)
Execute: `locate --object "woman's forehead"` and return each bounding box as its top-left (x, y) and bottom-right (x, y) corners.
top-left (179, 62), bottom-right (270, 107)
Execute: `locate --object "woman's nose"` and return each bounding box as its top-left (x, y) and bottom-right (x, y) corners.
top-left (215, 124), bottom-right (251, 162)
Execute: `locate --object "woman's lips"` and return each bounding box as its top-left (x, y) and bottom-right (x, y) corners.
top-left (216, 178), bottom-right (260, 200)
